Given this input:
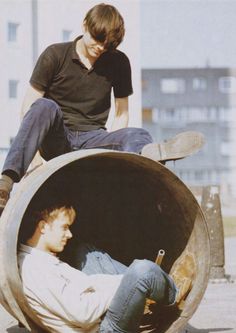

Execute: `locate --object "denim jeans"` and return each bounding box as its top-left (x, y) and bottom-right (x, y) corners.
top-left (2, 98), bottom-right (153, 181)
top-left (76, 243), bottom-right (177, 333)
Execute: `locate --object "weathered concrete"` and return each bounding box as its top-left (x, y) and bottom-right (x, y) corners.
top-left (190, 185), bottom-right (226, 280)
top-left (201, 186), bottom-right (226, 279)
top-left (1, 237), bottom-right (235, 333)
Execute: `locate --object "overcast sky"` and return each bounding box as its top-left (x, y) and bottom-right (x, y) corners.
top-left (141, 0), bottom-right (236, 69)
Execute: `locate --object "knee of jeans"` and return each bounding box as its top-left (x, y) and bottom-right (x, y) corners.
top-left (121, 128), bottom-right (152, 152)
top-left (130, 259), bottom-right (161, 278)
top-left (31, 98), bottom-right (60, 119)
top-left (123, 128), bottom-right (150, 140)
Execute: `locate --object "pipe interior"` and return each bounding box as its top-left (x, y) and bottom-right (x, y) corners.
top-left (18, 153), bottom-right (206, 332)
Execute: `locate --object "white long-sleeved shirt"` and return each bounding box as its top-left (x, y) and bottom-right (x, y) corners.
top-left (18, 244), bottom-right (123, 333)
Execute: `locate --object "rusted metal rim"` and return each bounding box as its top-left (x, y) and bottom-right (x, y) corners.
top-left (0, 149), bottom-right (210, 332)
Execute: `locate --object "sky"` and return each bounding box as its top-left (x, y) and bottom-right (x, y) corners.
top-left (141, 0), bottom-right (236, 69)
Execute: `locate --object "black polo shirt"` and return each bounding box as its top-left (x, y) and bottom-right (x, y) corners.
top-left (30, 36), bottom-right (133, 131)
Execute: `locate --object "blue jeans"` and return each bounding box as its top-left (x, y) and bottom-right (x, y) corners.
top-left (2, 98), bottom-right (153, 181)
top-left (76, 244), bottom-right (177, 333)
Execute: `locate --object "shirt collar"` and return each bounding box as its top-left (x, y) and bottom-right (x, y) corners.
top-left (71, 35), bottom-right (83, 61)
top-left (71, 35), bottom-right (108, 70)
top-left (19, 244), bottom-right (60, 265)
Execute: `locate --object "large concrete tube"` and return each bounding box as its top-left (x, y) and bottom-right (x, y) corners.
top-left (0, 150), bottom-right (210, 333)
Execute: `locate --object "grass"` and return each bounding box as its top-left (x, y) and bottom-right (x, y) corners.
top-left (223, 216), bottom-right (236, 237)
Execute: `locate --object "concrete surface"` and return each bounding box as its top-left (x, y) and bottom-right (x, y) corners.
top-left (0, 237), bottom-right (236, 333)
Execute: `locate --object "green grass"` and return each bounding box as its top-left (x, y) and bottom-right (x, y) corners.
top-left (223, 216), bottom-right (236, 237)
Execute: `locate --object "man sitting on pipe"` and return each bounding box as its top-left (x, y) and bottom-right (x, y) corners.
top-left (18, 204), bottom-right (195, 333)
top-left (0, 3), bottom-right (205, 215)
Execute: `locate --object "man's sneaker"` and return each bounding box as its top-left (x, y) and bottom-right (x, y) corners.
top-left (169, 250), bottom-right (196, 310)
top-left (0, 189), bottom-right (9, 216)
top-left (141, 131), bottom-right (205, 162)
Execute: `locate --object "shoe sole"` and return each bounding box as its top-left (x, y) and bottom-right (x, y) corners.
top-left (142, 131), bottom-right (205, 162)
top-left (170, 250), bottom-right (196, 310)
top-left (176, 277), bottom-right (192, 310)
top-left (175, 277), bottom-right (192, 304)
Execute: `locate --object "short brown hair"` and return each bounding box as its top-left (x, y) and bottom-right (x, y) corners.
top-left (19, 205), bottom-right (76, 244)
top-left (38, 206), bottom-right (76, 224)
top-left (84, 3), bottom-right (125, 50)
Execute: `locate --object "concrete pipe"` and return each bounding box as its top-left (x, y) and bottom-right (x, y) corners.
top-left (0, 149), bottom-right (210, 333)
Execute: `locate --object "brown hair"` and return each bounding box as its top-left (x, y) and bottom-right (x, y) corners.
top-left (19, 205), bottom-right (76, 244)
top-left (38, 206), bottom-right (76, 224)
top-left (84, 3), bottom-right (125, 50)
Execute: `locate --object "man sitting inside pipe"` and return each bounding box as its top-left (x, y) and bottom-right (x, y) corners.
top-left (18, 204), bottom-right (194, 333)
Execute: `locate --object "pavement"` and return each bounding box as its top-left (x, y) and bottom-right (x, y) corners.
top-left (0, 237), bottom-right (236, 333)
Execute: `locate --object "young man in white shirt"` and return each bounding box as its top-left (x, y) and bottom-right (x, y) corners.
top-left (18, 204), bottom-right (194, 333)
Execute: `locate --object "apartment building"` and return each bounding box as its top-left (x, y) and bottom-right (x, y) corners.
top-left (142, 68), bottom-right (236, 198)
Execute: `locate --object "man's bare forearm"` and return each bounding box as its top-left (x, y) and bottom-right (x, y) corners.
top-left (20, 85), bottom-right (45, 119)
top-left (110, 97), bottom-right (129, 131)
top-left (110, 112), bottom-right (129, 131)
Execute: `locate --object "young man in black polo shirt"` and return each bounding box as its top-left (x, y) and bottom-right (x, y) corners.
top-left (0, 3), bottom-right (204, 214)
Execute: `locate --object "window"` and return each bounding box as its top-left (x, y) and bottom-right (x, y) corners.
top-left (160, 78), bottom-right (185, 94)
top-left (195, 170), bottom-right (204, 181)
top-left (8, 22), bottom-right (19, 42)
top-left (175, 107), bottom-right (188, 122)
top-left (9, 80), bottom-right (19, 98)
top-left (142, 108), bottom-right (152, 122)
top-left (142, 79), bottom-right (148, 91)
top-left (207, 107), bottom-right (217, 121)
top-left (209, 170), bottom-right (218, 183)
top-left (152, 108), bottom-right (159, 123)
top-left (219, 76), bottom-right (236, 93)
top-left (219, 107), bottom-right (236, 122)
top-left (188, 107), bottom-right (208, 122)
top-left (62, 30), bottom-right (72, 42)
top-left (221, 141), bottom-right (235, 156)
top-left (163, 109), bottom-right (176, 121)
top-left (192, 77), bottom-right (207, 91)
